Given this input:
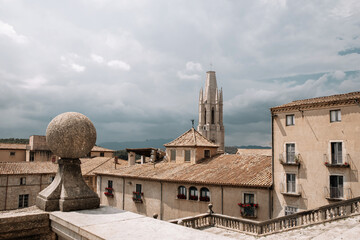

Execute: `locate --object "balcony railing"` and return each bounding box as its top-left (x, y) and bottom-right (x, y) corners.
top-left (279, 153), bottom-right (300, 166)
top-left (170, 196), bottom-right (360, 237)
top-left (324, 187), bottom-right (352, 200)
top-left (323, 154), bottom-right (350, 168)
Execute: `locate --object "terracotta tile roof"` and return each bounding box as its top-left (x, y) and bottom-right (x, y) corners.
top-left (0, 144), bottom-right (28, 150)
top-left (237, 148), bottom-right (272, 156)
top-left (95, 154), bottom-right (272, 188)
top-left (0, 162), bottom-right (57, 175)
top-left (81, 157), bottom-right (127, 176)
top-left (271, 91), bottom-right (360, 112)
top-left (91, 146), bottom-right (115, 152)
top-left (0, 157), bottom-right (126, 176)
top-left (164, 128), bottom-right (218, 148)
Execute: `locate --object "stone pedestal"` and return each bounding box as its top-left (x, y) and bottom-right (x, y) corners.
top-left (37, 159), bottom-right (99, 212)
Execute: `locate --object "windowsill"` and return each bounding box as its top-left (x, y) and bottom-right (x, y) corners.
top-left (241, 215), bottom-right (257, 219)
top-left (326, 197), bottom-right (344, 201)
top-left (281, 192), bottom-right (301, 197)
top-left (324, 163), bottom-right (350, 168)
top-left (280, 162), bottom-right (300, 166)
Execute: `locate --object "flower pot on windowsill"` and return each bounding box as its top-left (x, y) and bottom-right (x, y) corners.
top-left (200, 196), bottom-right (210, 202)
top-left (104, 192), bottom-right (114, 197)
top-left (189, 196), bottom-right (198, 201)
top-left (132, 197), bottom-right (143, 203)
top-left (177, 194), bottom-right (186, 199)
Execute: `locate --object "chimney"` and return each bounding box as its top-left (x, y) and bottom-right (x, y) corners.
top-left (128, 152), bottom-right (136, 166)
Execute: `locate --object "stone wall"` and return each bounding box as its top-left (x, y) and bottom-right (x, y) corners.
top-left (0, 206), bottom-right (55, 240)
top-left (0, 174), bottom-right (55, 211)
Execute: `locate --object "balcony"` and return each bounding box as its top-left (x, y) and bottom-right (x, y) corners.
top-left (324, 187), bottom-right (352, 201)
top-left (280, 183), bottom-right (302, 197)
top-left (279, 153), bottom-right (300, 166)
top-left (323, 154), bottom-right (350, 168)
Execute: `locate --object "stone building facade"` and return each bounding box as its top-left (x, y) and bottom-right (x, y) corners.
top-left (197, 71), bottom-right (225, 152)
top-left (0, 157), bottom-right (116, 210)
top-left (96, 129), bottom-right (272, 221)
top-left (0, 135), bottom-right (114, 162)
top-left (271, 91), bottom-right (360, 217)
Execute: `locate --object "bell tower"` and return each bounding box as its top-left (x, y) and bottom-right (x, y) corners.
top-left (197, 71), bottom-right (225, 152)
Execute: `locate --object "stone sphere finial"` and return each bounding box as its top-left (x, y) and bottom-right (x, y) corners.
top-left (46, 112), bottom-right (96, 159)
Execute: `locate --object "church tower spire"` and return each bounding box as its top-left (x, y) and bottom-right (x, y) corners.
top-left (197, 71), bottom-right (225, 152)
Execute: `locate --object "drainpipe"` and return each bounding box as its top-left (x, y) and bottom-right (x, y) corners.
top-left (221, 185), bottom-right (224, 214)
top-left (271, 112), bottom-right (275, 219)
top-left (39, 174), bottom-right (42, 191)
top-left (160, 182), bottom-right (163, 220)
top-left (4, 175), bottom-right (8, 210)
top-left (122, 177), bottom-right (125, 210)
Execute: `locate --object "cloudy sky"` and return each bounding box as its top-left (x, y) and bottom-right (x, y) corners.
top-left (1, 0), bottom-right (360, 147)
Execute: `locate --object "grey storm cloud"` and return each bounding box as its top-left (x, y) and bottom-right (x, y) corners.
top-left (0, 0), bottom-right (360, 146)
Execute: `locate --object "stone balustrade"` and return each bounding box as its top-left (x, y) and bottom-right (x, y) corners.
top-left (170, 196), bottom-right (360, 236)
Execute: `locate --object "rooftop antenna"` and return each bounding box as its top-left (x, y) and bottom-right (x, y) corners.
top-left (191, 119), bottom-right (194, 128)
top-left (210, 63), bottom-right (213, 71)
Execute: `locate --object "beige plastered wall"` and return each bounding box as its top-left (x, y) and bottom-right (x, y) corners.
top-left (97, 174), bottom-right (270, 221)
top-left (273, 104), bottom-right (360, 217)
top-left (166, 147), bottom-right (218, 164)
top-left (0, 149), bottom-right (26, 162)
top-left (0, 174), bottom-right (55, 210)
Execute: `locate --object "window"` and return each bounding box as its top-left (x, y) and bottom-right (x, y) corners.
top-left (177, 186), bottom-right (187, 199)
top-left (170, 149), bottom-right (176, 161)
top-left (285, 206), bottom-right (298, 216)
top-left (330, 175), bottom-right (343, 199)
top-left (20, 177), bottom-right (26, 185)
top-left (10, 151), bottom-right (15, 156)
top-left (211, 108), bottom-right (215, 124)
top-left (243, 193), bottom-right (255, 217)
top-left (331, 142), bottom-right (343, 164)
top-left (204, 150), bottom-right (210, 158)
top-left (50, 176), bottom-right (55, 182)
top-left (18, 194), bottom-right (29, 208)
top-left (134, 184), bottom-right (142, 199)
top-left (330, 110), bottom-right (341, 122)
top-left (286, 174), bottom-right (296, 193)
top-left (30, 152), bottom-right (34, 162)
top-left (185, 150), bottom-right (191, 162)
top-left (286, 143), bottom-right (295, 163)
top-left (107, 180), bottom-right (113, 194)
top-left (189, 186), bottom-right (198, 200)
top-left (286, 115), bottom-right (295, 126)
top-left (200, 187), bottom-right (210, 202)
top-left (100, 152), bottom-right (105, 157)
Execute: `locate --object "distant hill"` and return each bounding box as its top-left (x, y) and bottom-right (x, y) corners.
top-left (99, 138), bottom-right (173, 151)
top-left (0, 138), bottom-right (29, 144)
top-left (100, 139), bottom-right (271, 154)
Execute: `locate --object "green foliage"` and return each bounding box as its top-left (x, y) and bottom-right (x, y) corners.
top-left (114, 149), bottom-right (128, 160)
top-left (0, 138), bottom-right (29, 144)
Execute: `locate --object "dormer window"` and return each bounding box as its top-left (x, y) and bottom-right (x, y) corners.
top-left (330, 110), bottom-right (341, 122)
top-left (286, 115), bottom-right (294, 126)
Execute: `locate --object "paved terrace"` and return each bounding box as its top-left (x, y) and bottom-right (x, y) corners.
top-left (0, 206), bottom-right (233, 240)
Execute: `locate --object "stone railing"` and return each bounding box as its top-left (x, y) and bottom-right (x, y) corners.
top-left (169, 196), bottom-right (360, 236)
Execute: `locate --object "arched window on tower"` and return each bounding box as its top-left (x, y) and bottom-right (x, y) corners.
top-left (211, 108), bottom-right (215, 124)
top-left (204, 109), bottom-right (207, 124)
